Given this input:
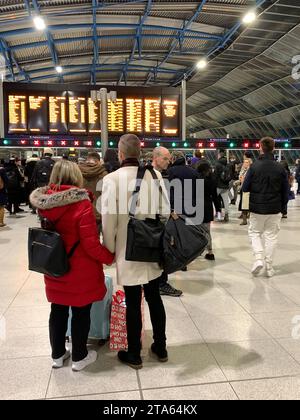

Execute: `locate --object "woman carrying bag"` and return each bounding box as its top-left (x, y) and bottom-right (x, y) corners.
top-left (30, 160), bottom-right (114, 372)
top-left (239, 158), bottom-right (252, 226)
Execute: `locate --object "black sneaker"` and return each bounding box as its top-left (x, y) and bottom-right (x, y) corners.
top-left (117, 351), bottom-right (143, 370)
top-left (151, 343), bottom-right (168, 363)
top-left (160, 284), bottom-right (183, 297)
top-left (205, 253), bottom-right (215, 261)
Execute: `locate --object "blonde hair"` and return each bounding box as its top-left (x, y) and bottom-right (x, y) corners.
top-left (50, 160), bottom-right (83, 188)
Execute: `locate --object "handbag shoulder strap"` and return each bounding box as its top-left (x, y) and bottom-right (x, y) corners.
top-left (129, 166), bottom-right (147, 217)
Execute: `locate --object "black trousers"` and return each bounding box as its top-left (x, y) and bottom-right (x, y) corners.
top-left (49, 303), bottom-right (92, 362)
top-left (124, 277), bottom-right (166, 356)
top-left (158, 271), bottom-right (168, 287)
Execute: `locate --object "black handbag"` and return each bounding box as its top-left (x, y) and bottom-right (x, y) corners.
top-left (28, 218), bottom-right (79, 278)
top-left (163, 213), bottom-right (209, 274)
top-left (125, 166), bottom-right (165, 263)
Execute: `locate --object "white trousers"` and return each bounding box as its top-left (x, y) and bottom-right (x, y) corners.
top-left (248, 213), bottom-right (281, 265)
top-left (217, 188), bottom-right (229, 214)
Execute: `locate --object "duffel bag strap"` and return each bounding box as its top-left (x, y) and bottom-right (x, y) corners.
top-left (129, 166), bottom-right (148, 218)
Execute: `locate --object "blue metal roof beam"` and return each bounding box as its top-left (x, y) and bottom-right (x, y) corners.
top-left (145, 0), bottom-right (208, 85)
top-left (0, 38), bottom-right (29, 82)
top-left (118, 0), bottom-right (152, 85)
top-left (1, 23), bottom-right (222, 40)
top-left (10, 33), bottom-right (221, 52)
top-left (91, 0), bottom-right (99, 85)
top-left (30, 0), bottom-right (63, 82)
top-left (11, 62), bottom-right (180, 81)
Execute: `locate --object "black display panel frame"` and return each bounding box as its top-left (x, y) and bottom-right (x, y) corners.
top-left (3, 82), bottom-right (181, 138)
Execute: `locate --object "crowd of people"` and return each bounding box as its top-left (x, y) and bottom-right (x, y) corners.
top-left (0, 135), bottom-right (299, 371)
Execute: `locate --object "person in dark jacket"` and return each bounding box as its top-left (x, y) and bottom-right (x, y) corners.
top-left (25, 155), bottom-right (40, 213)
top-left (280, 160), bottom-right (292, 218)
top-left (296, 159), bottom-right (300, 195)
top-left (168, 151), bottom-right (200, 220)
top-left (5, 158), bottom-right (24, 215)
top-left (32, 148), bottom-right (55, 188)
top-left (214, 149), bottom-right (232, 222)
top-left (152, 146), bottom-right (182, 297)
top-left (0, 168), bottom-right (8, 227)
top-left (243, 137), bottom-right (289, 278)
top-left (197, 161), bottom-right (221, 261)
top-left (104, 149), bottom-right (120, 173)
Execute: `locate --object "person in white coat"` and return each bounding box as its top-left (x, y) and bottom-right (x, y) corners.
top-left (101, 134), bottom-right (170, 369)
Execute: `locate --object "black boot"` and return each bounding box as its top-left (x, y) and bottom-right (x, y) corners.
top-left (151, 343), bottom-right (168, 363)
top-left (118, 351), bottom-right (143, 370)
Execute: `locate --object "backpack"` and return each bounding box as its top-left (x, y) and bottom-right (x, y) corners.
top-left (220, 165), bottom-right (232, 184)
top-left (28, 218), bottom-right (79, 278)
top-left (35, 159), bottom-right (54, 187)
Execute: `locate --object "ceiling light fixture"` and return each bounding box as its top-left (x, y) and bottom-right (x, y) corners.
top-left (33, 16), bottom-right (46, 31)
top-left (55, 66), bottom-right (63, 73)
top-left (242, 11), bottom-right (257, 25)
top-left (196, 58), bottom-right (208, 70)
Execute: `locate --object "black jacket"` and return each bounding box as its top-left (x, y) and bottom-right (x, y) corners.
top-left (198, 172), bottom-right (221, 223)
top-left (295, 164), bottom-right (300, 181)
top-left (0, 168), bottom-right (8, 206)
top-left (243, 153), bottom-right (289, 215)
top-left (167, 157), bottom-right (199, 218)
top-left (214, 157), bottom-right (232, 189)
top-left (32, 157), bottom-right (55, 188)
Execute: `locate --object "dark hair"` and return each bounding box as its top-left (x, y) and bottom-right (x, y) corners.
top-left (104, 149), bottom-right (118, 163)
top-left (244, 151), bottom-right (252, 159)
top-left (197, 161), bottom-right (211, 177)
top-left (194, 150), bottom-right (202, 159)
top-left (260, 137), bottom-right (275, 153)
top-left (87, 151), bottom-right (101, 161)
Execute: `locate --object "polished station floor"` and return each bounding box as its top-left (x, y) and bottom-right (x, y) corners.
top-left (0, 198), bottom-right (300, 400)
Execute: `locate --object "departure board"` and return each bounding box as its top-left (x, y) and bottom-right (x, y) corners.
top-left (68, 94), bottom-right (87, 133)
top-left (88, 98), bottom-right (101, 133)
top-left (8, 95), bottom-right (27, 133)
top-left (108, 98), bottom-right (124, 132)
top-left (144, 98), bottom-right (160, 134)
top-left (49, 94), bottom-right (67, 133)
top-left (28, 95), bottom-right (47, 133)
top-left (162, 96), bottom-right (179, 136)
top-left (126, 98), bottom-right (143, 133)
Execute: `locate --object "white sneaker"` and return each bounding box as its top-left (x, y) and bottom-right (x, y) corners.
top-left (52, 350), bottom-right (70, 369)
top-left (72, 350), bottom-right (98, 372)
top-left (252, 260), bottom-right (264, 276)
top-left (266, 265), bottom-right (275, 278)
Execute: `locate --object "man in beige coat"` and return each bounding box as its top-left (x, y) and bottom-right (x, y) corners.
top-left (101, 134), bottom-right (170, 369)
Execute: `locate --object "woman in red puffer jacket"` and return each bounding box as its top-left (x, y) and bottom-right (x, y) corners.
top-left (30, 159), bottom-right (114, 372)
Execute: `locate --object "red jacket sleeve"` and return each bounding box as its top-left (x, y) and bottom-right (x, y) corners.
top-left (79, 202), bottom-right (114, 265)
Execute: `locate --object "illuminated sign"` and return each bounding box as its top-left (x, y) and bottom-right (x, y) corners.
top-left (126, 98), bottom-right (143, 133)
top-left (144, 98), bottom-right (160, 134)
top-left (88, 98), bottom-right (101, 133)
top-left (28, 95), bottom-right (47, 133)
top-left (108, 98), bottom-right (124, 132)
top-left (8, 95), bottom-right (27, 133)
top-left (68, 94), bottom-right (87, 134)
top-left (162, 96), bottom-right (179, 136)
top-left (49, 94), bottom-right (67, 133)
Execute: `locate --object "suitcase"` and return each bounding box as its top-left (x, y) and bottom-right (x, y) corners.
top-left (66, 274), bottom-right (113, 340)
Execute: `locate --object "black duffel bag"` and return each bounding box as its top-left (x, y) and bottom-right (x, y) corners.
top-left (28, 218), bottom-right (79, 278)
top-left (125, 166), bottom-right (165, 263)
top-left (163, 213), bottom-right (209, 274)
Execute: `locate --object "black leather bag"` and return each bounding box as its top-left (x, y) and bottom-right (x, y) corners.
top-left (28, 218), bottom-right (79, 278)
top-left (125, 166), bottom-right (165, 263)
top-left (163, 213), bottom-right (209, 274)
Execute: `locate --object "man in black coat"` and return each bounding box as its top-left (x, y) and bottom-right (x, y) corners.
top-left (296, 159), bottom-right (300, 195)
top-left (214, 149), bottom-right (232, 222)
top-left (243, 137), bottom-right (289, 278)
top-left (152, 147), bottom-right (183, 297)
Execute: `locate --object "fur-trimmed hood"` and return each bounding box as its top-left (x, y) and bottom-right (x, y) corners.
top-left (30, 185), bottom-right (90, 210)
